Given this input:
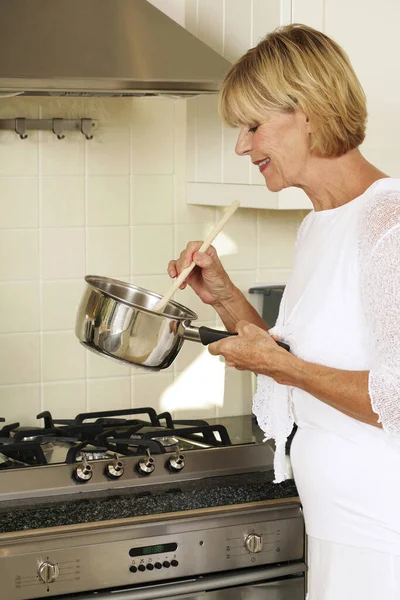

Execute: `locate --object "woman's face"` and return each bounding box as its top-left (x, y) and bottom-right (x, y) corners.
top-left (235, 108), bottom-right (312, 192)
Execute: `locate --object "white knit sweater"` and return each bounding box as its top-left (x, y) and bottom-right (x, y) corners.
top-left (253, 178), bottom-right (400, 482)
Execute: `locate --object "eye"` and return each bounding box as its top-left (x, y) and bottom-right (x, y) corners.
top-left (248, 125), bottom-right (259, 133)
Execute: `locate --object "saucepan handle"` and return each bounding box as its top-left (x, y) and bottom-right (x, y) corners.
top-left (198, 327), bottom-right (237, 345)
top-left (198, 326), bottom-right (290, 351)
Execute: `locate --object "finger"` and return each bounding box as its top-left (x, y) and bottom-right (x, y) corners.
top-left (208, 341), bottom-right (222, 356)
top-left (183, 241), bottom-right (204, 266)
top-left (176, 243), bottom-right (200, 271)
top-left (186, 240), bottom-right (204, 252)
top-left (186, 241), bottom-right (218, 256)
top-left (177, 250), bottom-right (193, 270)
top-left (192, 251), bottom-right (215, 269)
top-left (167, 260), bottom-right (177, 278)
top-left (177, 243), bottom-right (220, 277)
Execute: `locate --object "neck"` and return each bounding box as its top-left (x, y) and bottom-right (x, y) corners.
top-left (298, 149), bottom-right (388, 211)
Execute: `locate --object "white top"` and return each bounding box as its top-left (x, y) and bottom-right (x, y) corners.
top-left (253, 178), bottom-right (400, 555)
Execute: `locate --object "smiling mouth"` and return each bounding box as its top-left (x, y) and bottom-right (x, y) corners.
top-left (255, 157), bottom-right (271, 173)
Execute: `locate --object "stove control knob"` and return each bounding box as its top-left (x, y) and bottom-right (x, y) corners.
top-left (137, 450), bottom-right (155, 475)
top-left (244, 534), bottom-right (263, 554)
top-left (167, 451), bottom-right (185, 472)
top-left (106, 458), bottom-right (124, 479)
top-left (38, 561), bottom-right (60, 584)
top-left (74, 461), bottom-right (93, 483)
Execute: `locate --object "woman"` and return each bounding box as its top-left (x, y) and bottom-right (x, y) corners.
top-left (168, 24), bottom-right (400, 599)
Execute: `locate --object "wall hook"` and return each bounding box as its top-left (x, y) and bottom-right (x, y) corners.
top-left (80, 118), bottom-right (94, 140)
top-left (52, 118), bottom-right (65, 140)
top-left (15, 118), bottom-right (28, 139)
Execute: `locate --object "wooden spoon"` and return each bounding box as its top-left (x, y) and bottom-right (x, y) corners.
top-left (152, 200), bottom-right (240, 313)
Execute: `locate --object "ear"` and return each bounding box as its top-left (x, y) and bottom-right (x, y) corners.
top-left (304, 113), bottom-right (313, 133)
top-left (295, 107), bottom-right (313, 133)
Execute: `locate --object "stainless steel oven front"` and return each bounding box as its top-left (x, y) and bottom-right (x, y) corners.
top-left (1, 500), bottom-right (305, 600)
top-left (77, 566), bottom-right (305, 600)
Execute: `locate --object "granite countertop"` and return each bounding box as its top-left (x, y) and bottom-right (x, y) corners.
top-left (0, 471), bottom-right (298, 535)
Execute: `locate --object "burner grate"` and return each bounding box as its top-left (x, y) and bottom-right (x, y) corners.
top-left (0, 408), bottom-right (233, 468)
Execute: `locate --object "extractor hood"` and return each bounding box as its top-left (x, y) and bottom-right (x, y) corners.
top-left (0, 0), bottom-right (232, 97)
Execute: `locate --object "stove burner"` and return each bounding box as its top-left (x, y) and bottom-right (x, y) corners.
top-left (0, 409), bottom-right (232, 469)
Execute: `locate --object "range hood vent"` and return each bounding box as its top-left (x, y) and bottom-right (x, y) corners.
top-left (0, 0), bottom-right (232, 97)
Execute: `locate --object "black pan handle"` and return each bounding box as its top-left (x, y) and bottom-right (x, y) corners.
top-left (198, 327), bottom-right (290, 352)
top-left (198, 327), bottom-right (236, 345)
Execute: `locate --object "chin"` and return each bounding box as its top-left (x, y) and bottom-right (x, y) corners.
top-left (264, 180), bottom-right (284, 193)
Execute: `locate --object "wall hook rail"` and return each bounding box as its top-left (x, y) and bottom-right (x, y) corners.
top-left (0, 118), bottom-right (98, 140)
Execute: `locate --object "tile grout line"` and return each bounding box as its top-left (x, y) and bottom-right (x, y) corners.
top-left (172, 99), bottom-right (178, 381)
top-left (130, 98), bottom-right (135, 409)
top-left (84, 118), bottom-right (89, 411)
top-left (220, 0), bottom-right (225, 190)
top-left (38, 104), bottom-right (44, 414)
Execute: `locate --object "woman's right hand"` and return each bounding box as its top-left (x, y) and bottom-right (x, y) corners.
top-left (167, 241), bottom-right (236, 306)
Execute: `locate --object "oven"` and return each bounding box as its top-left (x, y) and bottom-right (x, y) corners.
top-left (3, 500), bottom-right (305, 599)
top-left (0, 408), bottom-right (305, 600)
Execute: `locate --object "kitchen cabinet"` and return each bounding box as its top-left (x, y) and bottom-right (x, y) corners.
top-left (185, 0), bottom-right (400, 209)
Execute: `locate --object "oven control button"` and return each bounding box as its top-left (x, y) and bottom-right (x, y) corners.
top-left (167, 451), bottom-right (185, 472)
top-left (155, 562), bottom-right (162, 569)
top-left (137, 450), bottom-right (155, 475)
top-left (171, 560), bottom-right (179, 567)
top-left (129, 566), bottom-right (137, 573)
top-left (38, 562), bottom-right (60, 584)
top-left (163, 561), bottom-right (170, 568)
top-left (146, 563), bottom-right (154, 571)
top-left (138, 565), bottom-right (146, 572)
top-left (106, 458), bottom-right (124, 479)
top-left (244, 533), bottom-right (263, 553)
top-left (74, 461), bottom-right (93, 483)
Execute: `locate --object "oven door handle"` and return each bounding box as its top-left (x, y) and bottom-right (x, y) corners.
top-left (75, 562), bottom-right (306, 600)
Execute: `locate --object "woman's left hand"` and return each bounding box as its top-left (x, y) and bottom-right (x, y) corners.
top-left (208, 321), bottom-right (294, 383)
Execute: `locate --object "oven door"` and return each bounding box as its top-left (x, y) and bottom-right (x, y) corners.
top-left (171, 576), bottom-right (305, 600)
top-left (71, 563), bottom-right (306, 600)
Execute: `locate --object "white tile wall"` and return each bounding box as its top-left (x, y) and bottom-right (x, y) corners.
top-left (0, 178), bottom-right (39, 228)
top-left (0, 1), bottom-right (306, 427)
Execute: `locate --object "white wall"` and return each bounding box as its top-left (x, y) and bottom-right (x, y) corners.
top-left (0, 1), bottom-right (304, 426)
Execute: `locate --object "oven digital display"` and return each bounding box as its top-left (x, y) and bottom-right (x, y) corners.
top-left (129, 543), bottom-right (177, 557)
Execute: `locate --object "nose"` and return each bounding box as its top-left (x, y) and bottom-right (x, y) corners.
top-left (235, 128), bottom-right (252, 156)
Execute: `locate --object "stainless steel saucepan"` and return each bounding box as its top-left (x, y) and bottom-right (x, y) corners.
top-left (75, 275), bottom-right (239, 371)
top-left (75, 276), bottom-right (289, 371)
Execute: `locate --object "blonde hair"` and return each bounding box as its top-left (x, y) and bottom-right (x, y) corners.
top-left (219, 24), bottom-right (367, 157)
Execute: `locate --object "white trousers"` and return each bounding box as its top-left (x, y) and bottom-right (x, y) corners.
top-left (307, 536), bottom-right (400, 600)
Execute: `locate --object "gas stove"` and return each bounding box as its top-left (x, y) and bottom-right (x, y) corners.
top-left (0, 409), bottom-right (305, 600)
top-left (0, 408), bottom-right (270, 497)
top-left (0, 407), bottom-right (231, 463)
